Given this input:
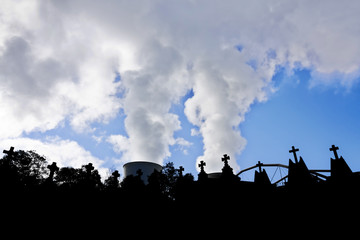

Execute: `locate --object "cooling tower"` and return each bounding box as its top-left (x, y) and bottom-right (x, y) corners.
top-left (123, 161), bottom-right (162, 184)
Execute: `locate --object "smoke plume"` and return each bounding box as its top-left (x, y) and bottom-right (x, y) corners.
top-left (1, 1), bottom-right (360, 172)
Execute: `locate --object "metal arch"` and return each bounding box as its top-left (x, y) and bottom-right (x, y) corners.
top-left (273, 175), bottom-right (288, 185)
top-left (236, 163), bottom-right (331, 186)
top-left (236, 163), bottom-right (289, 176)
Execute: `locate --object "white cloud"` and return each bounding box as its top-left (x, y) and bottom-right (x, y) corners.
top-left (1, 0), bottom-right (360, 172)
top-left (174, 137), bottom-right (192, 148)
top-left (190, 128), bottom-right (200, 137)
top-left (0, 1), bottom-right (122, 138)
top-left (174, 137), bottom-right (193, 155)
top-left (107, 134), bottom-right (130, 157)
top-left (0, 137), bottom-right (107, 178)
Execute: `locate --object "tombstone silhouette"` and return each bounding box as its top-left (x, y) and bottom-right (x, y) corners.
top-left (3, 146), bottom-right (16, 159)
top-left (198, 160), bottom-right (208, 181)
top-left (329, 145), bottom-right (352, 181)
top-left (287, 146), bottom-right (313, 186)
top-left (222, 154), bottom-right (230, 166)
top-left (85, 163), bottom-right (94, 175)
top-left (47, 162), bottom-right (59, 181)
top-left (178, 166), bottom-right (184, 178)
top-left (105, 170), bottom-right (121, 191)
top-left (254, 161), bottom-right (271, 185)
top-left (220, 154), bottom-right (238, 182)
top-left (289, 146), bottom-right (299, 163)
top-left (221, 154), bottom-right (234, 177)
top-left (112, 170), bottom-right (120, 179)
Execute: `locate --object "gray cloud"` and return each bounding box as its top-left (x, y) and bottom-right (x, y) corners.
top-left (0, 37), bottom-right (65, 100)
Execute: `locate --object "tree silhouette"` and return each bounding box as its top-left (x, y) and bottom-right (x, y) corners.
top-left (104, 170), bottom-right (121, 191)
top-left (55, 167), bottom-right (78, 187)
top-left (121, 173), bottom-right (145, 191)
top-left (79, 163), bottom-right (102, 190)
top-left (54, 164), bottom-right (102, 192)
top-left (0, 149), bottom-right (48, 191)
top-left (160, 162), bottom-right (180, 200)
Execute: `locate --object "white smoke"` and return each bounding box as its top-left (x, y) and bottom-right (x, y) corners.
top-left (1, 1), bottom-right (360, 172)
top-left (110, 40), bottom-right (191, 164)
top-left (184, 50), bottom-right (270, 172)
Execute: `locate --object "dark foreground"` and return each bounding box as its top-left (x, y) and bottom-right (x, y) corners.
top-left (1, 146), bottom-right (359, 234)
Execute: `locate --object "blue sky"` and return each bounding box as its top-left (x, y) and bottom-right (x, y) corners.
top-left (241, 68), bottom-right (360, 175)
top-left (1, 1), bottom-right (360, 180)
top-left (161, 67), bottom-right (360, 178)
top-left (24, 65), bottom-right (360, 179)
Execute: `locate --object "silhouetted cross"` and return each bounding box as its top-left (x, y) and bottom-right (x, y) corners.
top-left (3, 146), bottom-right (15, 158)
top-left (222, 154), bottom-right (230, 166)
top-left (85, 163), bottom-right (94, 174)
top-left (178, 166), bottom-right (184, 177)
top-left (47, 162), bottom-right (59, 180)
top-left (289, 146), bottom-right (299, 163)
top-left (257, 161), bottom-right (263, 172)
top-left (198, 160), bottom-right (206, 171)
top-left (329, 145), bottom-right (340, 160)
top-left (112, 170), bottom-right (120, 179)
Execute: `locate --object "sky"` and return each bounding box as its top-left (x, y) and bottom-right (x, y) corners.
top-left (1, 1), bottom-right (360, 179)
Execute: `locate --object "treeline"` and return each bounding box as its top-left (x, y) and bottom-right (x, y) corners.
top-left (0, 148), bottom-right (194, 203)
top-left (0, 148), bottom-right (201, 230)
top-left (1, 147), bottom-right (357, 228)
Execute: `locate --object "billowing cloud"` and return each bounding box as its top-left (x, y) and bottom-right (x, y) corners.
top-left (1, 1), bottom-right (360, 172)
top-left (0, 137), bottom-right (107, 177)
top-left (184, 50), bottom-right (267, 172)
top-left (0, 1), bottom-right (122, 138)
top-left (109, 40), bottom-right (191, 164)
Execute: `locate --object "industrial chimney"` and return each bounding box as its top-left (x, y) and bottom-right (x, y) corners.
top-left (123, 161), bottom-right (162, 184)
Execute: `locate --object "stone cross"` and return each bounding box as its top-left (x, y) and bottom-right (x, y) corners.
top-left (289, 146), bottom-right (300, 163)
top-left (222, 154), bottom-right (230, 166)
top-left (329, 145), bottom-right (340, 160)
top-left (178, 166), bottom-right (184, 177)
top-left (3, 146), bottom-right (15, 159)
top-left (85, 163), bottom-right (94, 175)
top-left (112, 170), bottom-right (120, 179)
top-left (47, 162), bottom-right (59, 180)
top-left (198, 160), bottom-right (206, 172)
top-left (257, 161), bottom-right (263, 172)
